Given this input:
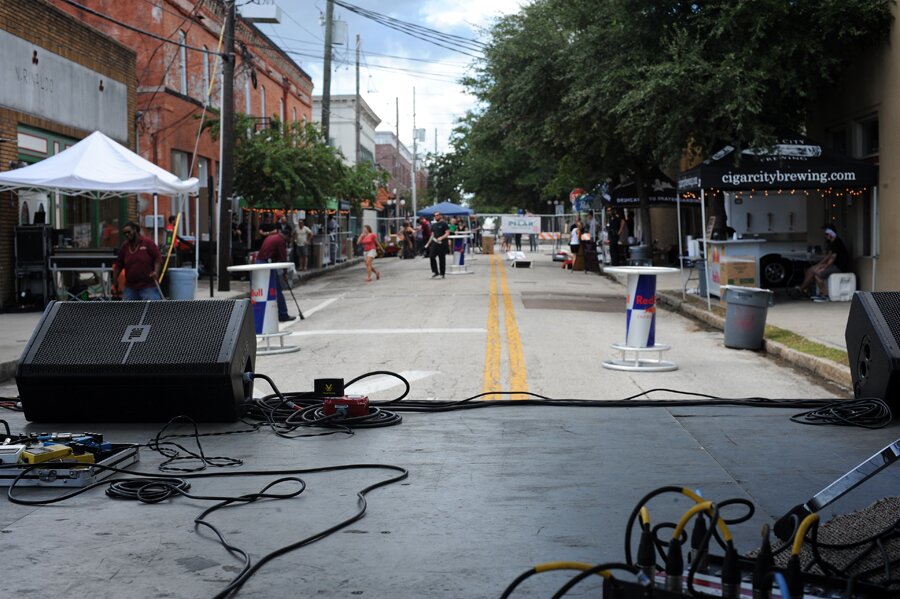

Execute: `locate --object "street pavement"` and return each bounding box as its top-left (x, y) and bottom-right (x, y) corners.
top-left (0, 248), bottom-right (853, 385)
top-left (0, 248), bottom-right (895, 598)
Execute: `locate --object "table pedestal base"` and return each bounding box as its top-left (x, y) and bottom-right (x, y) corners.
top-left (257, 331), bottom-right (300, 355)
top-left (602, 343), bottom-right (677, 372)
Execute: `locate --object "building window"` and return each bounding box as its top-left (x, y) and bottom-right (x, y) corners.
top-left (279, 98), bottom-right (285, 127)
top-left (260, 85), bottom-right (266, 118)
top-left (178, 31), bottom-right (188, 94)
top-left (202, 47), bottom-right (210, 104)
top-left (856, 116), bottom-right (879, 158)
top-left (292, 107), bottom-right (297, 123)
top-left (827, 126), bottom-right (848, 156)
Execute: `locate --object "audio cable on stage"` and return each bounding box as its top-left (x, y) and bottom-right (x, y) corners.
top-left (6, 459), bottom-right (408, 599)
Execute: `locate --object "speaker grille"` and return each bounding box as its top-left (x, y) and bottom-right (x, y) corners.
top-left (871, 292), bottom-right (900, 346)
top-left (30, 301), bottom-right (235, 374)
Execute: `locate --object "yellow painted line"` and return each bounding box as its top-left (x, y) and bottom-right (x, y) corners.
top-left (497, 254), bottom-right (529, 399)
top-left (481, 254), bottom-right (502, 399)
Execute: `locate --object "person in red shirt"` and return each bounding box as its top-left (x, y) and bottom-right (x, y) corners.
top-left (418, 217), bottom-right (431, 257)
top-left (357, 224), bottom-right (381, 282)
top-left (257, 224), bottom-right (295, 322)
top-left (113, 221), bottom-right (162, 300)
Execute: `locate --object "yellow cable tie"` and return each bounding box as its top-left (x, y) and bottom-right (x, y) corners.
top-left (674, 501), bottom-right (713, 539)
top-left (681, 487), bottom-right (734, 543)
top-left (791, 513), bottom-right (820, 556)
top-left (639, 506), bottom-right (651, 528)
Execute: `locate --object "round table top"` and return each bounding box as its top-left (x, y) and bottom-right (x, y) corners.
top-left (227, 262), bottom-right (294, 272)
top-left (604, 266), bottom-right (680, 275)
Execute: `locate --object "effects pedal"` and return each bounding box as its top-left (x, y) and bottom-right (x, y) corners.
top-left (322, 395), bottom-right (369, 418)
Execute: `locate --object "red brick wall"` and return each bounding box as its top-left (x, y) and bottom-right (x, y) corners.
top-left (0, 0), bottom-right (136, 309)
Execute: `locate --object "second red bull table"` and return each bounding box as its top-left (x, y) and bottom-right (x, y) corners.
top-left (602, 266), bottom-right (679, 372)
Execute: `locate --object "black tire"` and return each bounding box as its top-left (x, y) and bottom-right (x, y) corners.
top-left (760, 256), bottom-right (791, 288)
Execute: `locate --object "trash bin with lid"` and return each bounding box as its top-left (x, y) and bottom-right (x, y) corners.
top-left (166, 267), bottom-right (198, 300)
top-left (722, 285), bottom-right (774, 350)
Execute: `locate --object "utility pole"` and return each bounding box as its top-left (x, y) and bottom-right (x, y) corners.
top-left (321, 0), bottom-right (334, 144)
top-left (411, 87), bottom-right (417, 217)
top-left (394, 98), bottom-right (399, 182)
top-left (354, 34), bottom-right (360, 164)
top-left (217, 0), bottom-right (236, 292)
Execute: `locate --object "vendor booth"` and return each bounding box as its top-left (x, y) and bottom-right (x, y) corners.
top-left (0, 131), bottom-right (200, 305)
top-left (606, 173), bottom-right (701, 266)
top-left (677, 137), bottom-right (877, 304)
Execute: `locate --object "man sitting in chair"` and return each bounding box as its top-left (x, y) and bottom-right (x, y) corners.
top-left (796, 226), bottom-right (849, 302)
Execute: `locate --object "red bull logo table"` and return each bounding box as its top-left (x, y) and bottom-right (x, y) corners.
top-left (603, 266), bottom-right (679, 372)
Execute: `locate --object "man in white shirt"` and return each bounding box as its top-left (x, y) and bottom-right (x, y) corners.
top-left (293, 219), bottom-right (313, 271)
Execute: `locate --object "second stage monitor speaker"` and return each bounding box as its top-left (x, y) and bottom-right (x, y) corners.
top-left (16, 299), bottom-right (257, 422)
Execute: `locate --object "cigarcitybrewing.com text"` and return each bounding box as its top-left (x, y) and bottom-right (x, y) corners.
top-left (721, 170), bottom-right (858, 186)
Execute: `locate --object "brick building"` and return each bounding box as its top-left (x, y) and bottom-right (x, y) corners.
top-left (49, 0), bottom-right (314, 245)
top-left (0, 0), bottom-right (136, 308)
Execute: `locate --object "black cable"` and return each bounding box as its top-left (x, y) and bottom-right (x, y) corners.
top-left (550, 562), bottom-right (638, 598)
top-left (144, 416), bottom-right (245, 472)
top-left (790, 398), bottom-right (892, 429)
top-left (7, 460), bottom-right (408, 598)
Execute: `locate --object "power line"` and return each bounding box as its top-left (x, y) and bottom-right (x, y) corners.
top-left (249, 33), bottom-right (472, 68)
top-left (331, 0), bottom-right (485, 58)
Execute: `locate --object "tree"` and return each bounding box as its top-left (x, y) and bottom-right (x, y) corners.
top-left (231, 117), bottom-right (345, 211)
top-left (455, 0), bottom-right (892, 239)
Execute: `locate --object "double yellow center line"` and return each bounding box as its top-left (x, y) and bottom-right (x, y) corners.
top-left (482, 254), bottom-right (528, 399)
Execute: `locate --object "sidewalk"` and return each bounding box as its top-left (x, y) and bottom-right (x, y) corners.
top-left (610, 268), bottom-right (854, 389)
top-left (0, 257), bottom-right (362, 382)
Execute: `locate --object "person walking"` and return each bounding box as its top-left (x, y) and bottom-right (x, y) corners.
top-left (357, 225), bottom-right (382, 282)
top-left (113, 221), bottom-right (163, 300)
top-left (418, 217), bottom-right (432, 257)
top-left (257, 224), bottom-right (295, 322)
top-left (292, 219), bottom-right (313, 271)
top-left (428, 211), bottom-right (451, 278)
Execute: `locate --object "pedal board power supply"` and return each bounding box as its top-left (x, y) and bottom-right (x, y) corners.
top-left (322, 396), bottom-right (369, 418)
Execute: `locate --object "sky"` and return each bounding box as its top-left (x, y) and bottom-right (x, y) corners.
top-left (251, 0), bottom-right (528, 157)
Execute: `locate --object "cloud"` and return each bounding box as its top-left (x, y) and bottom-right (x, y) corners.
top-left (420, 0), bottom-right (529, 30)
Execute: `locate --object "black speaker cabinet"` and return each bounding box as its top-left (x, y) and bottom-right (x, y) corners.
top-left (845, 291), bottom-right (900, 407)
top-left (14, 225), bottom-right (51, 265)
top-left (16, 300), bottom-right (257, 422)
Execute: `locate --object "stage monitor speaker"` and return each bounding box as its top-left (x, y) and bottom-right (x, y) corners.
top-left (845, 291), bottom-right (900, 409)
top-left (14, 225), bottom-right (51, 265)
top-left (16, 299), bottom-right (257, 422)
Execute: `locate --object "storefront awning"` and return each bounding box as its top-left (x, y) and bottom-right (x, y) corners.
top-left (677, 137), bottom-right (877, 192)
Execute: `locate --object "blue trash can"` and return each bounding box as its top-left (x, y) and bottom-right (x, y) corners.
top-left (167, 268), bottom-right (198, 300)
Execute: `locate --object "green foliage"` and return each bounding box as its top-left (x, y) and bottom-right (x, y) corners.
top-left (437, 0), bottom-right (892, 227)
top-left (230, 116), bottom-right (345, 210)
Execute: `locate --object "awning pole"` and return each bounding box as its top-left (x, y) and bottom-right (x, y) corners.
top-left (701, 188), bottom-right (711, 310)
top-left (872, 186), bottom-right (879, 291)
top-left (677, 192), bottom-right (684, 300)
top-left (153, 192), bottom-right (159, 245)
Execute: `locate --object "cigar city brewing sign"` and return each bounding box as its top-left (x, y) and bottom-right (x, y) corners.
top-left (0, 30), bottom-right (128, 140)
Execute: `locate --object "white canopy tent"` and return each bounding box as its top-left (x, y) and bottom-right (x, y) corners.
top-left (0, 130), bottom-right (200, 264)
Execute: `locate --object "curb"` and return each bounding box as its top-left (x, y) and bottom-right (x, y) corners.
top-left (655, 290), bottom-right (852, 390)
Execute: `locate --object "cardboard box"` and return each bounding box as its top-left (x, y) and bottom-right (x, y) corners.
top-left (720, 259), bottom-right (757, 288)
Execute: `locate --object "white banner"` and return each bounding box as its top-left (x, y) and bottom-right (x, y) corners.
top-left (500, 215), bottom-right (540, 234)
